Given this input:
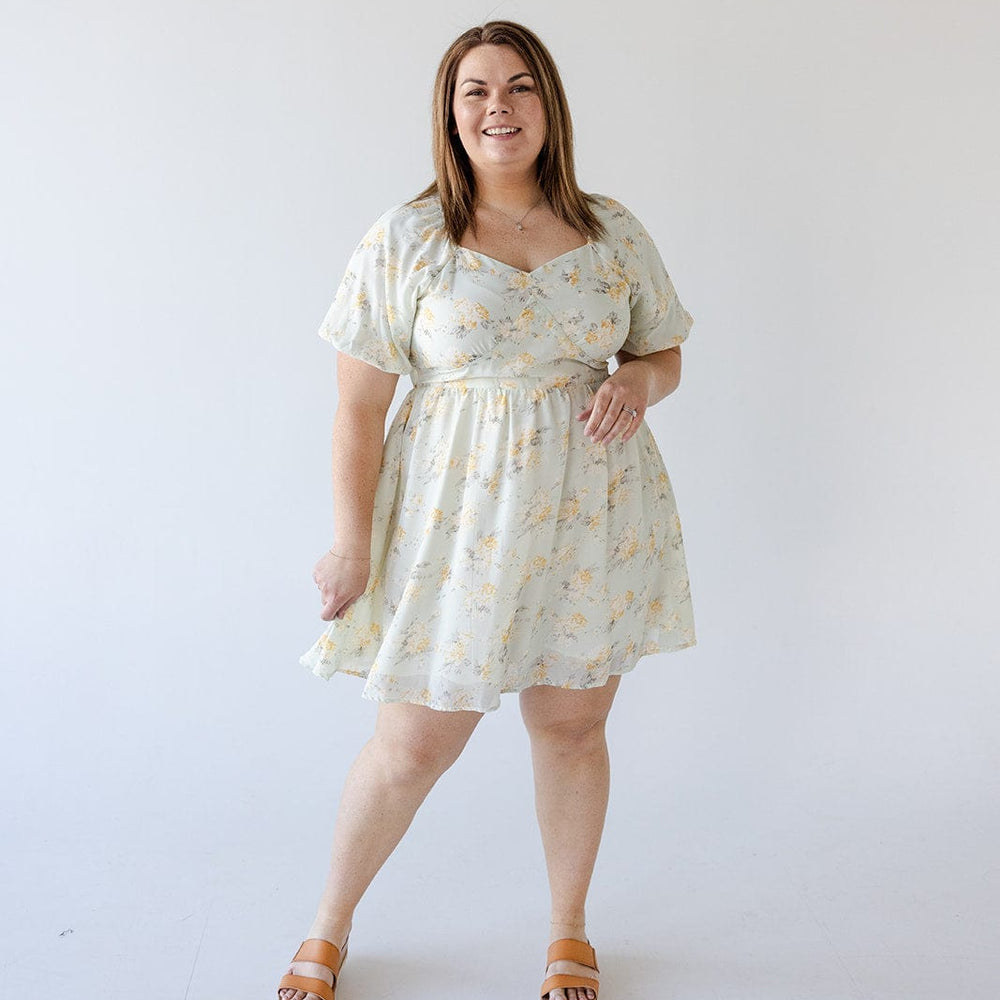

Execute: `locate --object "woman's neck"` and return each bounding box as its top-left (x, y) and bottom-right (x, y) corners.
top-left (473, 170), bottom-right (544, 214)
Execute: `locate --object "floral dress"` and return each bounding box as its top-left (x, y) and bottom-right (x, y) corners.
top-left (298, 194), bottom-right (696, 712)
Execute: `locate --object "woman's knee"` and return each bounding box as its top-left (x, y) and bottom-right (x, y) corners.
top-left (520, 684), bottom-right (618, 750)
top-left (526, 711), bottom-right (609, 751)
top-left (372, 703), bottom-right (480, 783)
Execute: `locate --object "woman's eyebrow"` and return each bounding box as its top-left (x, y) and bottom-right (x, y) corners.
top-left (459, 72), bottom-right (535, 86)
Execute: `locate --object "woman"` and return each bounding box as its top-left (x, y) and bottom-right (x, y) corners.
top-left (281, 20), bottom-right (695, 1000)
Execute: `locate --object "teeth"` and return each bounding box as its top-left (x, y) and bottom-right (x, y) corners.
top-left (484, 127), bottom-right (519, 135)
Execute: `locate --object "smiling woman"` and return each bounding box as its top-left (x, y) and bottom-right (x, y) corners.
top-left (452, 53), bottom-right (547, 173)
top-left (281, 19), bottom-right (697, 1000)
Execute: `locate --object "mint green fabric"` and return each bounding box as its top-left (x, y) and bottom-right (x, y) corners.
top-left (299, 195), bottom-right (695, 712)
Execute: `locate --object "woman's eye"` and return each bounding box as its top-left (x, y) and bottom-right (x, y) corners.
top-left (464, 89), bottom-right (485, 97)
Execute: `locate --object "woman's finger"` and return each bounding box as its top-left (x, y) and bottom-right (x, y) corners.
top-left (589, 394), bottom-right (637, 441)
top-left (619, 410), bottom-right (643, 443)
top-left (322, 587), bottom-right (366, 621)
top-left (592, 409), bottom-right (633, 444)
top-left (319, 587), bottom-right (340, 617)
top-left (583, 383), bottom-right (614, 434)
top-left (583, 380), bottom-right (635, 438)
top-left (582, 392), bottom-right (611, 436)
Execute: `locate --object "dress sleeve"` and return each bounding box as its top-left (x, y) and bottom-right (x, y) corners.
top-left (616, 206), bottom-right (694, 356)
top-left (316, 208), bottom-right (415, 376)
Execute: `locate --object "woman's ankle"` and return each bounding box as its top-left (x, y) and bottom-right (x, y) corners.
top-left (549, 918), bottom-right (588, 943)
top-left (305, 917), bottom-right (352, 950)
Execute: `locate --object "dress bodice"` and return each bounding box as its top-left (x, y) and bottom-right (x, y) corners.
top-left (316, 194), bottom-right (693, 383)
top-left (409, 240), bottom-right (633, 382)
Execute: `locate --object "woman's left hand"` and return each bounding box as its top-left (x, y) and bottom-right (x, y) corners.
top-left (577, 360), bottom-right (653, 445)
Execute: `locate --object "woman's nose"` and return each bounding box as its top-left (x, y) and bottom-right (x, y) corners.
top-left (487, 94), bottom-right (512, 115)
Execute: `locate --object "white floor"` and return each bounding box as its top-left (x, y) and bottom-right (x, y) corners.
top-left (5, 661), bottom-right (997, 1000)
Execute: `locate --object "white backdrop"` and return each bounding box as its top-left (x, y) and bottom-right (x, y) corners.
top-left (2, 2), bottom-right (998, 998)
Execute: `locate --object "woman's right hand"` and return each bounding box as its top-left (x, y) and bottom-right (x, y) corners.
top-left (313, 548), bottom-right (372, 621)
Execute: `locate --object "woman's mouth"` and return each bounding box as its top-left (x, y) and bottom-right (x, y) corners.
top-left (483, 126), bottom-right (521, 137)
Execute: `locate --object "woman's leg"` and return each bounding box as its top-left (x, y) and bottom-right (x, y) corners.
top-left (519, 675), bottom-right (621, 1000)
top-left (280, 700), bottom-right (483, 1000)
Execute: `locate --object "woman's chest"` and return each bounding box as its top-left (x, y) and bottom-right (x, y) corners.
top-left (456, 210), bottom-right (588, 274)
top-left (409, 246), bottom-right (635, 370)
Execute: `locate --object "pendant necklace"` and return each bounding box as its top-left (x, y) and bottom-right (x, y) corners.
top-left (483, 193), bottom-right (546, 232)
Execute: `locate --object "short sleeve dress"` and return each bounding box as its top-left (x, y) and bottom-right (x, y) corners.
top-left (298, 194), bottom-right (696, 712)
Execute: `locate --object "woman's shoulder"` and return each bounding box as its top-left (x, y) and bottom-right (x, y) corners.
top-left (585, 193), bottom-right (649, 241)
top-left (363, 194), bottom-right (447, 252)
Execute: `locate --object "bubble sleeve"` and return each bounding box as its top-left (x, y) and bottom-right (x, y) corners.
top-left (316, 207), bottom-right (419, 376)
top-left (614, 204), bottom-right (694, 356)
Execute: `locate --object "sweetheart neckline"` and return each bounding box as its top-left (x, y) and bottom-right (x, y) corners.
top-left (455, 241), bottom-right (593, 276)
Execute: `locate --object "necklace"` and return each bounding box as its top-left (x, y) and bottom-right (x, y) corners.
top-left (482, 193), bottom-right (546, 232)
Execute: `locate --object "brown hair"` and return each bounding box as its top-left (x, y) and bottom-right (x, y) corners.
top-left (412, 20), bottom-right (605, 244)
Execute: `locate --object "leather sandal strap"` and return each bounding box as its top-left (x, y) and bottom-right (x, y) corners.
top-left (292, 938), bottom-right (343, 971)
top-left (546, 938), bottom-right (599, 970)
top-left (278, 973), bottom-right (335, 1000)
top-left (541, 972), bottom-right (600, 998)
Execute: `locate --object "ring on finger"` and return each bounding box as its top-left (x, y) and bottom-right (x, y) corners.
top-left (623, 405), bottom-right (638, 419)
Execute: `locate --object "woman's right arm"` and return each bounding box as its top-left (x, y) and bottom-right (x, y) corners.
top-left (313, 352), bottom-right (400, 621)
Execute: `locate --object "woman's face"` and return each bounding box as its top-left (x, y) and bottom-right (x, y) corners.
top-left (451, 44), bottom-right (547, 181)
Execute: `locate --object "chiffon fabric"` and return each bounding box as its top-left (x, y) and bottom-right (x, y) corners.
top-left (298, 194), bottom-right (696, 712)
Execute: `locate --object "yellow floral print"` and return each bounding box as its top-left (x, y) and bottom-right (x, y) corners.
top-left (301, 193), bottom-right (696, 712)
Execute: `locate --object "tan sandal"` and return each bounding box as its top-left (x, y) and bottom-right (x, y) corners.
top-left (277, 937), bottom-right (348, 1000)
top-left (540, 938), bottom-right (600, 999)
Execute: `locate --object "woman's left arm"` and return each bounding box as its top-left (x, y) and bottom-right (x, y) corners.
top-left (578, 345), bottom-right (682, 445)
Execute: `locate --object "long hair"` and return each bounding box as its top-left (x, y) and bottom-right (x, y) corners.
top-left (412, 20), bottom-right (605, 244)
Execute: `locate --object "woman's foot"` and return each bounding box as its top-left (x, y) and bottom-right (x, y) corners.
top-left (543, 957), bottom-right (599, 1000)
top-left (278, 926), bottom-right (350, 1000)
top-left (542, 925), bottom-right (599, 1000)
